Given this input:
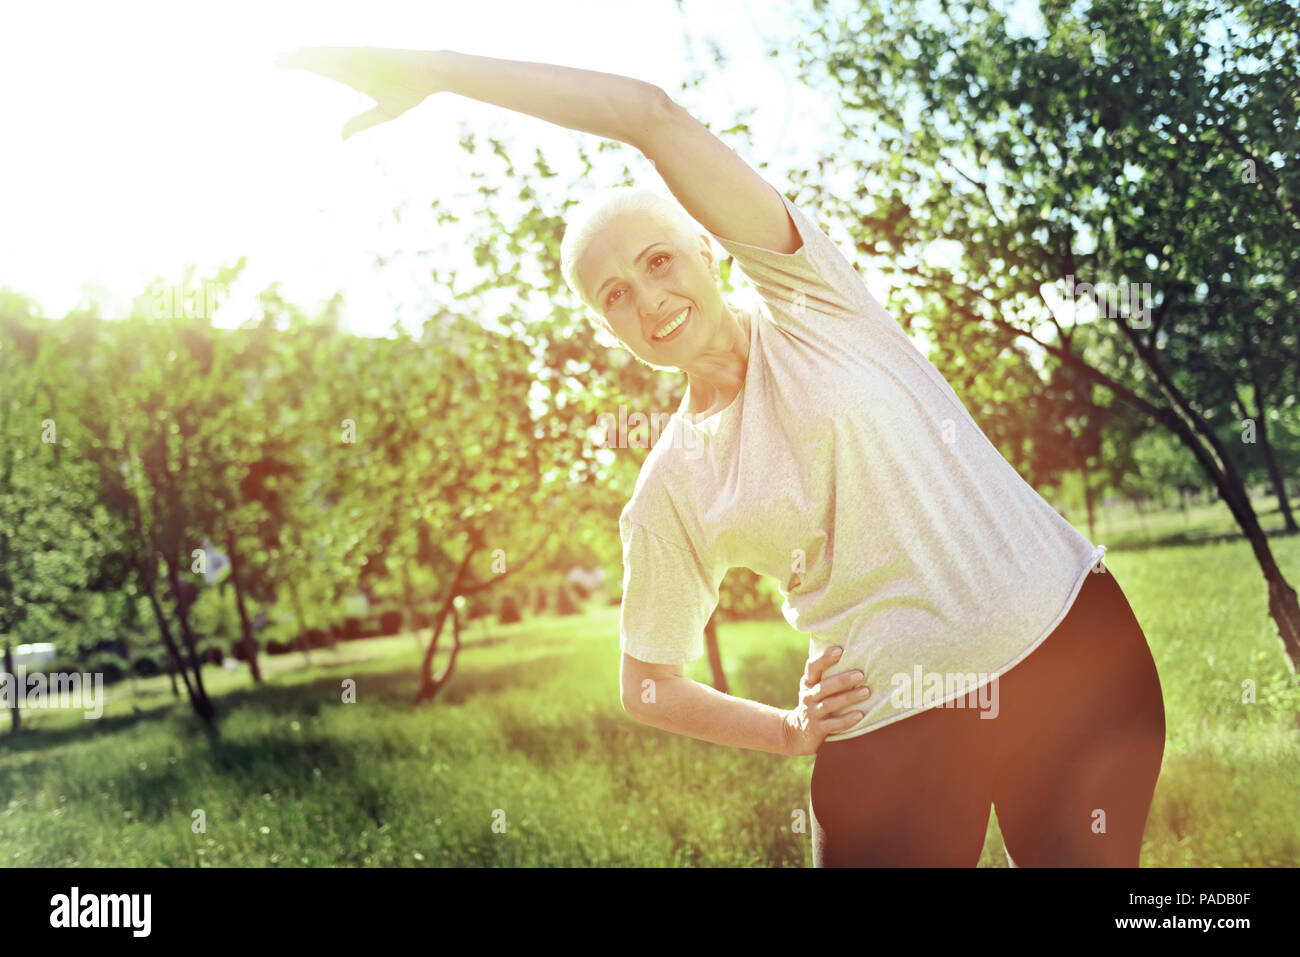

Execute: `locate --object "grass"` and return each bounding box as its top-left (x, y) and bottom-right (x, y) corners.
top-left (2, 499), bottom-right (1299, 866)
top-left (1084, 491), bottom-right (1295, 550)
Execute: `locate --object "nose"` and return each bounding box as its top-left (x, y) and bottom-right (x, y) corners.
top-left (636, 286), bottom-right (667, 320)
top-left (635, 290), bottom-right (669, 334)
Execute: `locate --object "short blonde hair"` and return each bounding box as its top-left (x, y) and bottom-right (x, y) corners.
top-left (560, 187), bottom-right (715, 335)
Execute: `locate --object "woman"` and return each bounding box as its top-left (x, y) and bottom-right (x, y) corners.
top-left (277, 46), bottom-right (1167, 867)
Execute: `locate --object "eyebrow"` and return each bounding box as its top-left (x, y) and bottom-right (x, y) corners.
top-left (595, 244), bottom-right (664, 301)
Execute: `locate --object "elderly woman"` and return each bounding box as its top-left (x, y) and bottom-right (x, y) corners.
top-left (278, 46), bottom-right (1166, 867)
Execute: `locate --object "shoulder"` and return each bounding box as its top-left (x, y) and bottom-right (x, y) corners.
top-left (620, 453), bottom-right (682, 538)
top-left (707, 193), bottom-right (873, 313)
top-left (619, 428), bottom-right (717, 558)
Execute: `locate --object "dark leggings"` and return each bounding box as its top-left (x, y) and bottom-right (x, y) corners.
top-left (810, 565), bottom-right (1166, 867)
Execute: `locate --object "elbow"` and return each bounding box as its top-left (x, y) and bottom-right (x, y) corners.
top-left (621, 676), bottom-right (675, 725)
top-left (627, 83), bottom-right (678, 151)
top-left (642, 83), bottom-right (676, 119)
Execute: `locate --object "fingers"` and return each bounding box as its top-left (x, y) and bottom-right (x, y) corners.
top-left (799, 646), bottom-right (868, 739)
top-left (804, 645), bottom-right (842, 685)
top-left (811, 668), bottom-right (866, 702)
top-left (342, 106), bottom-right (391, 141)
top-left (816, 682), bottom-right (871, 717)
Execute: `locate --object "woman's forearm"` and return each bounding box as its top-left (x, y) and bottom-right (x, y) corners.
top-left (422, 49), bottom-right (663, 147)
top-left (626, 675), bottom-right (791, 755)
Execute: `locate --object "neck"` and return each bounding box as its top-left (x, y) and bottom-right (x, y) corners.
top-left (684, 303), bottom-right (750, 417)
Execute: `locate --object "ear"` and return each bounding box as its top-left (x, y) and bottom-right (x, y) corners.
top-left (695, 231), bottom-right (719, 282)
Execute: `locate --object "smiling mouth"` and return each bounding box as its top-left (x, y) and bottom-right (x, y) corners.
top-left (651, 307), bottom-right (691, 342)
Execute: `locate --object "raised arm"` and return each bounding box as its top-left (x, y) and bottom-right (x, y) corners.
top-left (633, 87), bottom-right (802, 255)
top-left (275, 47), bottom-right (802, 253)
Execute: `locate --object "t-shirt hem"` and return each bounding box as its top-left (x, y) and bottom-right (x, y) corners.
top-left (819, 544), bottom-right (1108, 745)
top-left (619, 640), bottom-right (702, 666)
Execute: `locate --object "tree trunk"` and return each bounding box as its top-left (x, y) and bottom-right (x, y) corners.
top-left (414, 546), bottom-right (478, 703)
top-left (140, 567), bottom-right (212, 722)
top-left (704, 611), bottom-right (729, 695)
top-left (1109, 323), bottom-right (1300, 671)
top-left (410, 527), bottom-right (549, 704)
top-left (4, 641), bottom-right (19, 733)
top-left (1168, 412), bottom-right (1300, 673)
top-left (162, 554), bottom-right (215, 716)
top-left (224, 530), bottom-right (263, 683)
top-left (1241, 359), bottom-right (1298, 534)
top-left (1252, 407), bottom-right (1298, 533)
top-left (993, 296), bottom-right (1300, 672)
top-left (414, 604), bottom-right (464, 703)
top-left (435, 607), bottom-right (463, 686)
top-left (1185, 431), bottom-right (1300, 672)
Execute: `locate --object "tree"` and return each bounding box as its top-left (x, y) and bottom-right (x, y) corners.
top-left (786, 0), bottom-right (1300, 669)
top-left (0, 300), bottom-right (100, 728)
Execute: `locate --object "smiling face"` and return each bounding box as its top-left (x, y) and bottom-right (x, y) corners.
top-left (574, 209), bottom-right (728, 369)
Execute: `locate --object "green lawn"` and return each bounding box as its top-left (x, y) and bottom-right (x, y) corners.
top-left (2, 511), bottom-right (1298, 866)
top-left (1086, 492), bottom-right (1295, 550)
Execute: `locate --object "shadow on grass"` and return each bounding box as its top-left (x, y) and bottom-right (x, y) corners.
top-left (0, 648), bottom-right (569, 756)
top-left (1106, 522), bottom-right (1298, 553)
top-left (0, 707), bottom-right (200, 755)
top-left (111, 732), bottom-right (371, 824)
top-left (0, 638), bottom-right (804, 823)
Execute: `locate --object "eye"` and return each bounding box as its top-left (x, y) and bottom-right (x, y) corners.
top-left (605, 254), bottom-right (671, 308)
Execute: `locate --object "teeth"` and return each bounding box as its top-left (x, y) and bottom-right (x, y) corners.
top-left (653, 308), bottom-right (689, 340)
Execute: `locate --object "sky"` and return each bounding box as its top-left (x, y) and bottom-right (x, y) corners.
top-left (0, 0), bottom-right (858, 337)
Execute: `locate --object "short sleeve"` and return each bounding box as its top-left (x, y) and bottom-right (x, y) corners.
top-left (705, 191), bottom-right (903, 353)
top-left (709, 191), bottom-right (975, 424)
top-left (619, 518), bottom-right (725, 665)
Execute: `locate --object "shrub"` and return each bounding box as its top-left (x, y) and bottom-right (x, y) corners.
top-left (85, 651), bottom-right (128, 684)
top-left (131, 655), bottom-right (162, 677)
top-left (377, 610), bottom-right (403, 635)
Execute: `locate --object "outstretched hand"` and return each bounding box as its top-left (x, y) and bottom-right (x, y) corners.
top-left (274, 46), bottom-right (438, 140)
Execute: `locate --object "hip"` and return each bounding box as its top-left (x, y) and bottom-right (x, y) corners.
top-left (813, 564), bottom-right (1164, 761)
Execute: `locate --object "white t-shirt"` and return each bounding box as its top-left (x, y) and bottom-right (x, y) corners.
top-left (618, 192), bottom-right (1106, 742)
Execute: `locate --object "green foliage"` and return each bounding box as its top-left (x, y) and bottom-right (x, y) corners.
top-left (0, 529), bottom-right (1296, 866)
top-left (789, 0), bottom-right (1298, 503)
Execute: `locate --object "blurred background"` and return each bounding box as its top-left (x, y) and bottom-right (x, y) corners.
top-left (0, 0), bottom-right (1297, 866)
